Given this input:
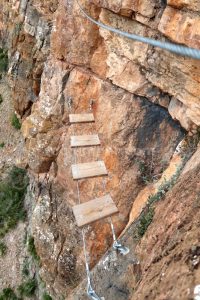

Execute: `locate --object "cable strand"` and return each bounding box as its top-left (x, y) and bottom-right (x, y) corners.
top-left (76, 0), bottom-right (200, 60)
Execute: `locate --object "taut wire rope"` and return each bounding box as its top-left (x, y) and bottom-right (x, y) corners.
top-left (76, 0), bottom-right (200, 60)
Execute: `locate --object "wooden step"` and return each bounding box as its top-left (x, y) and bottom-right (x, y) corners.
top-left (69, 113), bottom-right (95, 124)
top-left (70, 134), bottom-right (100, 148)
top-left (72, 161), bottom-right (108, 180)
top-left (72, 194), bottom-right (118, 227)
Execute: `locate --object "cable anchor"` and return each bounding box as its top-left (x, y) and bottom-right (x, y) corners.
top-left (89, 99), bottom-right (95, 111)
top-left (113, 240), bottom-right (130, 256)
top-left (83, 231), bottom-right (103, 300)
top-left (109, 218), bottom-right (129, 256)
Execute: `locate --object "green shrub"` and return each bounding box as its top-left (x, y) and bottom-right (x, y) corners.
top-left (0, 142), bottom-right (5, 148)
top-left (0, 288), bottom-right (19, 300)
top-left (147, 168), bottom-right (182, 208)
top-left (136, 158), bottom-right (155, 185)
top-left (11, 114), bottom-right (21, 130)
top-left (27, 236), bottom-right (40, 262)
top-left (43, 293), bottom-right (53, 300)
top-left (137, 207), bottom-right (154, 237)
top-left (0, 166), bottom-right (28, 238)
top-left (0, 95), bottom-right (3, 104)
top-left (17, 279), bottom-right (37, 297)
top-left (22, 258), bottom-right (29, 277)
top-left (137, 167), bottom-right (183, 238)
top-left (0, 241), bottom-right (7, 256)
top-left (0, 49), bottom-right (8, 73)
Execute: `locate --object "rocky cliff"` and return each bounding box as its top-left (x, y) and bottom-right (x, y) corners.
top-left (0, 0), bottom-right (200, 299)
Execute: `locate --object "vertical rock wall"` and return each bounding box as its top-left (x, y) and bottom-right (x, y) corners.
top-left (1, 0), bottom-right (200, 298)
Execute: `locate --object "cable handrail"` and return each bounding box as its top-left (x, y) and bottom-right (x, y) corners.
top-left (76, 0), bottom-right (200, 60)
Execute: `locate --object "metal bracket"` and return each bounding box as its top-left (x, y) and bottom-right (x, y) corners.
top-left (113, 241), bottom-right (130, 256)
top-left (89, 99), bottom-right (95, 111)
top-left (68, 96), bottom-right (73, 109)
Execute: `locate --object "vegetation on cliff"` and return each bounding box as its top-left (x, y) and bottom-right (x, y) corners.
top-left (17, 279), bottom-right (37, 298)
top-left (0, 94), bottom-right (3, 104)
top-left (0, 166), bottom-right (28, 238)
top-left (0, 48), bottom-right (8, 75)
top-left (0, 241), bottom-right (7, 256)
top-left (0, 288), bottom-right (20, 300)
top-left (11, 114), bottom-right (21, 130)
top-left (27, 236), bottom-right (40, 262)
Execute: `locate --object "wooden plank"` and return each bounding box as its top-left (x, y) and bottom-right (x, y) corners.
top-left (69, 113), bottom-right (95, 124)
top-left (72, 161), bottom-right (108, 180)
top-left (72, 194), bottom-right (118, 227)
top-left (70, 134), bottom-right (100, 147)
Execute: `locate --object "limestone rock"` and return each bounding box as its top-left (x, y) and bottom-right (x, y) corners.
top-left (1, 0), bottom-right (200, 298)
top-left (21, 58), bottom-right (69, 171)
top-left (31, 65), bottom-right (183, 296)
top-left (70, 160), bottom-right (200, 300)
top-left (51, 0), bottom-right (101, 65)
top-left (168, 97), bottom-right (193, 130)
top-left (98, 9), bottom-right (151, 94)
top-left (182, 146), bottom-right (200, 175)
top-left (106, 52), bottom-right (148, 94)
top-left (0, 0), bottom-right (58, 116)
top-left (168, 0), bottom-right (200, 12)
top-left (50, 0), bottom-right (200, 130)
top-left (91, 0), bottom-right (158, 18)
top-left (132, 164), bottom-right (200, 300)
top-left (146, 48), bottom-right (200, 129)
top-left (90, 40), bottom-right (108, 78)
top-left (27, 129), bottom-right (62, 173)
top-left (159, 6), bottom-right (200, 49)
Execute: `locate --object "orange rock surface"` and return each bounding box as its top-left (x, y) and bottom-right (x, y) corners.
top-left (1, 0), bottom-right (200, 298)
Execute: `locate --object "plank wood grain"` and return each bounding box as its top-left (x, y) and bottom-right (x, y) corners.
top-left (69, 113), bottom-right (95, 123)
top-left (72, 194), bottom-right (118, 227)
top-left (72, 161), bottom-right (108, 180)
top-left (70, 134), bottom-right (100, 147)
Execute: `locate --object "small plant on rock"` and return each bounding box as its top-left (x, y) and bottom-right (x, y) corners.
top-left (0, 241), bottom-right (7, 256)
top-left (0, 166), bottom-right (28, 238)
top-left (0, 48), bottom-right (8, 74)
top-left (137, 207), bottom-right (154, 237)
top-left (0, 142), bottom-right (5, 148)
top-left (137, 165), bottom-right (184, 238)
top-left (0, 288), bottom-right (19, 300)
top-left (22, 258), bottom-right (29, 277)
top-left (136, 150), bottom-right (159, 185)
top-left (43, 293), bottom-right (53, 300)
top-left (11, 114), bottom-right (21, 130)
top-left (27, 236), bottom-right (40, 262)
top-left (17, 279), bottom-right (37, 298)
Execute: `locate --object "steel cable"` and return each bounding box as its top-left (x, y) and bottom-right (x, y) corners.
top-left (76, 0), bottom-right (200, 60)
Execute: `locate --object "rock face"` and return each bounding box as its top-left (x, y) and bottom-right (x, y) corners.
top-left (69, 148), bottom-right (200, 300)
top-left (133, 161), bottom-right (200, 300)
top-left (28, 65), bottom-right (184, 296)
top-left (168, 0), bottom-right (200, 12)
top-left (159, 6), bottom-right (200, 48)
top-left (0, 0), bottom-right (58, 116)
top-left (1, 0), bottom-right (200, 299)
